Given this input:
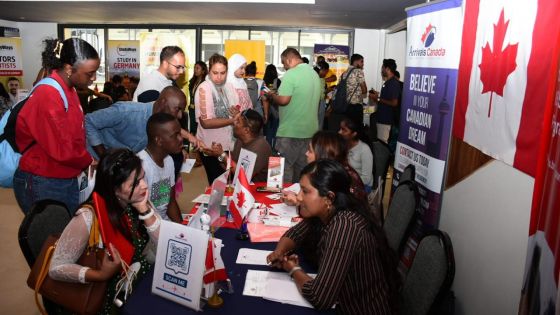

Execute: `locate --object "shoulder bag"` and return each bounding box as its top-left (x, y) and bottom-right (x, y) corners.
top-left (27, 205), bottom-right (108, 315)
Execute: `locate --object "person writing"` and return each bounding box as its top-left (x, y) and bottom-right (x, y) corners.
top-left (49, 149), bottom-right (161, 314)
top-left (267, 160), bottom-right (398, 315)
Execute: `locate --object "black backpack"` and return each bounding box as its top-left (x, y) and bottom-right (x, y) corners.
top-left (331, 67), bottom-right (358, 114)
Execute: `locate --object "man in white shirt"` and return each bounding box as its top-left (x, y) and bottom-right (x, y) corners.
top-left (137, 112), bottom-right (184, 222)
top-left (133, 46), bottom-right (186, 102)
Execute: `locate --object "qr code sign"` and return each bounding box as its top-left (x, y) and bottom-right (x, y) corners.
top-left (165, 240), bottom-right (192, 275)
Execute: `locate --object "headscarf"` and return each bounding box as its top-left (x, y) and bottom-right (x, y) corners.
top-left (226, 53), bottom-right (247, 89)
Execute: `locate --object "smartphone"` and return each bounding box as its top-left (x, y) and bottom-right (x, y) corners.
top-left (256, 186), bottom-right (281, 193)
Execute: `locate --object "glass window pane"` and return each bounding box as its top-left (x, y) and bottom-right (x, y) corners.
top-left (108, 29), bottom-right (149, 40)
top-left (63, 28), bottom-right (106, 86)
top-left (201, 29), bottom-right (249, 61)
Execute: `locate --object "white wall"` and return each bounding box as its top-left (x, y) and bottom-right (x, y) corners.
top-left (0, 19), bottom-right (58, 89)
top-left (353, 28), bottom-right (385, 92)
top-left (439, 160), bottom-right (533, 315)
top-left (384, 30), bottom-right (407, 78)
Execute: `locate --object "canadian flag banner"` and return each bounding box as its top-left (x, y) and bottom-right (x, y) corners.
top-left (227, 167), bottom-right (255, 229)
top-left (203, 238), bottom-right (227, 284)
top-left (453, 0), bottom-right (560, 176)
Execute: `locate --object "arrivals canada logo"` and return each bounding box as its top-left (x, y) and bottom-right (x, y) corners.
top-left (408, 23), bottom-right (446, 57)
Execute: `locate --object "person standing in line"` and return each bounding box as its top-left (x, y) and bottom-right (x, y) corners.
top-left (343, 54), bottom-right (368, 127)
top-left (195, 54), bottom-right (240, 184)
top-left (261, 64), bottom-right (281, 147)
top-left (133, 46), bottom-right (186, 102)
top-left (266, 48), bottom-right (321, 183)
top-left (244, 61), bottom-right (265, 117)
top-left (13, 38), bottom-right (99, 214)
top-left (370, 59), bottom-right (401, 144)
top-left (188, 61), bottom-right (208, 136)
top-left (227, 53), bottom-right (252, 111)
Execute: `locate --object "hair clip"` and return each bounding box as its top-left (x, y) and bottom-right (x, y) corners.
top-left (53, 40), bottom-right (63, 59)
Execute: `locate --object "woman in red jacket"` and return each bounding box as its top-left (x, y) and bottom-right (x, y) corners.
top-left (13, 38), bottom-right (99, 214)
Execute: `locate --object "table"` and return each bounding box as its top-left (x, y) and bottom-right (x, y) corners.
top-left (123, 228), bottom-right (333, 314)
top-left (124, 184), bottom-right (334, 314)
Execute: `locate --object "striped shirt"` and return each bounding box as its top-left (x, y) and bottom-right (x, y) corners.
top-left (284, 210), bottom-right (395, 315)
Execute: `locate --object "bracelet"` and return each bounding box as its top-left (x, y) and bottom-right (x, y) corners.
top-left (138, 208), bottom-right (155, 220)
top-left (218, 152), bottom-right (227, 162)
top-left (288, 266), bottom-right (302, 278)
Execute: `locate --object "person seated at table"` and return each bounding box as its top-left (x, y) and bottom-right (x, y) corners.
top-left (203, 109), bottom-right (272, 182)
top-left (282, 130), bottom-right (367, 206)
top-left (338, 117), bottom-right (374, 191)
top-left (267, 160), bottom-right (398, 315)
top-left (137, 112), bottom-right (183, 223)
top-left (49, 148), bottom-right (161, 314)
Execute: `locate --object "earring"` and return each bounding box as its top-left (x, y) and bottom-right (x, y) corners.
top-left (67, 72), bottom-right (71, 79)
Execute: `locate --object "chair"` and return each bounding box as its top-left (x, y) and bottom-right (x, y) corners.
top-left (399, 164), bottom-right (416, 183)
top-left (18, 199), bottom-right (71, 267)
top-left (372, 139), bottom-right (393, 192)
top-left (382, 178), bottom-right (418, 254)
top-left (400, 230), bottom-right (456, 315)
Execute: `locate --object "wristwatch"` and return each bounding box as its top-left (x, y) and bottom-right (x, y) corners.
top-left (218, 152), bottom-right (227, 162)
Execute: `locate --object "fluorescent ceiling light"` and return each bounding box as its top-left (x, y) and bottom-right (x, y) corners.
top-left (26, 0), bottom-right (315, 3)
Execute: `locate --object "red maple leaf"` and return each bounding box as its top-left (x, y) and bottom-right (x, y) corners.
top-left (236, 190), bottom-right (245, 208)
top-left (478, 9), bottom-right (518, 117)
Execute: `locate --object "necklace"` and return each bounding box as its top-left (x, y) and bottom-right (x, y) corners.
top-left (145, 148), bottom-right (164, 168)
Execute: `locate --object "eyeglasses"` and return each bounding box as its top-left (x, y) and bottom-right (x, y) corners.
top-left (168, 62), bottom-right (186, 72)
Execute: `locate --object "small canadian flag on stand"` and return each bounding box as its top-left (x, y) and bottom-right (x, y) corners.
top-left (228, 167), bottom-right (255, 229)
top-left (203, 238), bottom-right (227, 284)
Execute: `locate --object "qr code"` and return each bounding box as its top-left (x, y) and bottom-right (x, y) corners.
top-left (166, 240), bottom-right (191, 275)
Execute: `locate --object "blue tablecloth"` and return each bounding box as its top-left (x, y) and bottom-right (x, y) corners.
top-left (123, 228), bottom-right (334, 314)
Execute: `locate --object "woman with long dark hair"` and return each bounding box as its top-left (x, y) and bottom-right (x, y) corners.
top-left (268, 160), bottom-right (398, 315)
top-left (188, 60), bottom-right (208, 135)
top-left (49, 148), bottom-right (161, 314)
top-left (13, 38), bottom-right (99, 214)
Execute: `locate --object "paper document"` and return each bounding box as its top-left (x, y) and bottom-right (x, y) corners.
top-left (262, 216), bottom-right (295, 227)
top-left (263, 272), bottom-right (314, 308)
top-left (236, 248), bottom-right (272, 265)
top-left (180, 159), bottom-right (196, 173)
top-left (192, 194), bottom-right (227, 206)
top-left (282, 183), bottom-right (301, 194)
top-left (268, 203), bottom-right (298, 218)
top-left (243, 270), bottom-right (270, 297)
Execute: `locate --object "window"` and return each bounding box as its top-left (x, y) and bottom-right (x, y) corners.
top-left (201, 29), bottom-right (250, 61)
top-left (64, 28), bottom-right (106, 86)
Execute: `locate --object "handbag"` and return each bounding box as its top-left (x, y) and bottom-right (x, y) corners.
top-left (27, 205), bottom-right (108, 315)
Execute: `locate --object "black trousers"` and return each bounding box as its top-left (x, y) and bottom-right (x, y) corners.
top-left (201, 154), bottom-right (225, 185)
top-left (345, 103), bottom-right (364, 127)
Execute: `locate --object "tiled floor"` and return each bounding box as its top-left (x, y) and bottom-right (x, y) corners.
top-left (0, 164), bottom-right (391, 314)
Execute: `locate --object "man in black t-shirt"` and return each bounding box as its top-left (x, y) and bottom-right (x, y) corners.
top-left (370, 59), bottom-right (401, 143)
